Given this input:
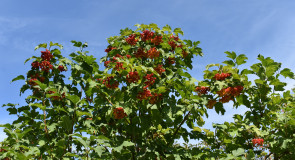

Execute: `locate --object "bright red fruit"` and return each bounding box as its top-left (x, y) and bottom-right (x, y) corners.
top-left (195, 86), bottom-right (210, 95)
top-left (126, 34), bottom-right (138, 46)
top-left (148, 47), bottom-right (160, 59)
top-left (141, 30), bottom-right (154, 41)
top-left (154, 64), bottom-right (165, 75)
top-left (103, 76), bottom-right (119, 89)
top-left (137, 87), bottom-right (153, 100)
top-left (214, 73), bottom-right (231, 81)
top-left (31, 61), bottom-right (39, 69)
top-left (144, 73), bottom-right (156, 86)
top-left (126, 71), bottom-right (139, 83)
top-left (151, 35), bottom-right (163, 45)
top-left (113, 107), bottom-right (127, 119)
top-left (105, 46), bottom-right (116, 53)
top-left (41, 49), bottom-right (53, 61)
top-left (40, 60), bottom-right (53, 72)
top-left (252, 138), bottom-right (264, 147)
top-left (206, 100), bottom-right (217, 109)
top-left (58, 65), bottom-right (66, 72)
top-left (135, 48), bottom-right (148, 58)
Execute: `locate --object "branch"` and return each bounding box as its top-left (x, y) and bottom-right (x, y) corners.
top-left (169, 111), bottom-right (191, 146)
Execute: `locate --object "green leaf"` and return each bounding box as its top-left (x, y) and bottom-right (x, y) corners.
top-left (225, 51), bottom-right (236, 60)
top-left (49, 41), bottom-right (63, 49)
top-left (173, 28), bottom-right (184, 36)
top-left (162, 25), bottom-right (172, 33)
top-left (24, 56), bottom-right (38, 64)
top-left (35, 43), bottom-right (47, 50)
top-left (61, 116), bottom-right (73, 132)
top-left (236, 95), bottom-right (250, 107)
top-left (236, 54), bottom-right (248, 65)
top-left (241, 69), bottom-right (253, 75)
top-left (71, 40), bottom-right (82, 47)
top-left (11, 75), bottom-right (25, 83)
top-left (223, 60), bottom-right (235, 66)
top-left (214, 102), bottom-right (225, 115)
top-left (94, 146), bottom-right (105, 157)
top-left (113, 141), bottom-right (134, 153)
top-left (29, 103), bottom-right (45, 110)
top-left (76, 111), bottom-right (91, 117)
top-left (232, 148), bottom-right (245, 157)
top-left (193, 127), bottom-right (202, 132)
top-left (67, 95), bottom-right (80, 105)
top-left (280, 68), bottom-right (294, 79)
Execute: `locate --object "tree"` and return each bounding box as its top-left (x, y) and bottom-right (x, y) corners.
top-left (1, 24), bottom-right (294, 159)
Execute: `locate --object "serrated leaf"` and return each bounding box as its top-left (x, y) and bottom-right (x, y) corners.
top-left (193, 127), bottom-right (202, 132)
top-left (162, 25), bottom-right (172, 33)
top-left (67, 95), bottom-right (80, 105)
top-left (223, 60), bottom-right (235, 66)
top-left (29, 103), bottom-right (45, 110)
top-left (76, 111), bottom-right (91, 117)
top-left (236, 54), bottom-right (248, 65)
top-left (11, 75), bottom-right (25, 83)
top-left (173, 28), bottom-right (184, 36)
top-left (232, 148), bottom-right (245, 157)
top-left (280, 68), bottom-right (294, 79)
top-left (113, 141), bottom-right (134, 153)
top-left (225, 51), bottom-right (236, 60)
top-left (35, 43), bottom-right (47, 50)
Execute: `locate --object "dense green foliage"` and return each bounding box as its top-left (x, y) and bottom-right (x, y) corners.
top-left (1, 24), bottom-right (295, 159)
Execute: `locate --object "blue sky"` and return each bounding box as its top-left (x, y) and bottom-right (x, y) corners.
top-left (1, 0), bottom-right (295, 142)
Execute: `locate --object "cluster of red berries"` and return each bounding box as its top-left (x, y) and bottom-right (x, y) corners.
top-left (0, 148), bottom-right (9, 160)
top-left (214, 73), bottom-right (231, 81)
top-left (154, 64), bottom-right (165, 75)
top-left (151, 35), bottom-right (163, 45)
top-left (114, 62), bottom-right (125, 71)
top-left (41, 49), bottom-right (53, 61)
top-left (168, 35), bottom-right (179, 50)
top-left (126, 71), bottom-right (139, 83)
top-left (104, 60), bottom-right (111, 67)
top-left (103, 76), bottom-right (119, 89)
top-left (113, 107), bottom-right (127, 119)
top-left (135, 48), bottom-right (148, 58)
top-left (168, 41), bottom-right (177, 50)
top-left (144, 73), bottom-right (156, 86)
top-left (137, 87), bottom-right (153, 100)
top-left (126, 34), bottom-right (138, 46)
top-left (148, 47), bottom-right (160, 59)
top-left (141, 30), bottom-right (154, 41)
top-left (182, 50), bottom-right (188, 58)
top-left (40, 60), bottom-right (53, 72)
top-left (195, 86), bottom-right (210, 95)
top-left (47, 91), bottom-right (65, 101)
top-left (126, 54), bottom-right (131, 59)
top-left (28, 73), bottom-right (45, 87)
top-left (167, 57), bottom-right (175, 64)
top-left (31, 49), bottom-right (55, 73)
top-left (252, 138), bottom-right (264, 147)
top-left (170, 35), bottom-right (179, 41)
top-left (149, 93), bottom-right (162, 104)
top-left (206, 100), bottom-right (217, 109)
top-left (58, 65), bottom-right (66, 72)
top-left (217, 86), bottom-right (243, 103)
top-left (105, 46), bottom-right (116, 53)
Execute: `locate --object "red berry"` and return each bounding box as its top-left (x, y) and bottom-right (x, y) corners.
top-left (41, 49), bottom-right (53, 61)
top-left (58, 65), bottom-right (66, 72)
top-left (126, 34), bottom-right (138, 46)
top-left (148, 47), bottom-right (160, 59)
top-left (113, 107), bottom-right (127, 119)
top-left (141, 30), bottom-right (154, 41)
top-left (151, 35), bottom-right (163, 45)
